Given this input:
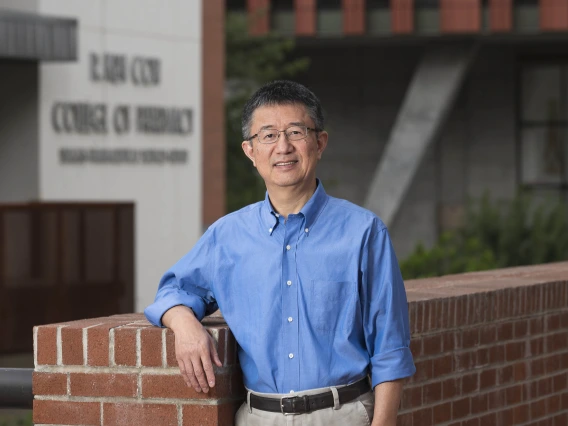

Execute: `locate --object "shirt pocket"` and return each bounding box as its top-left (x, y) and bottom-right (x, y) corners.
top-left (307, 280), bottom-right (357, 333)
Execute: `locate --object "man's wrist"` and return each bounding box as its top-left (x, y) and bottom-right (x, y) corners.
top-left (162, 305), bottom-right (198, 330)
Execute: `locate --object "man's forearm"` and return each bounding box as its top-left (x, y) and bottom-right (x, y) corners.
top-left (371, 379), bottom-right (404, 426)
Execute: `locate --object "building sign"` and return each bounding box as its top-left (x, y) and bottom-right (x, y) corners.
top-left (54, 52), bottom-right (192, 165)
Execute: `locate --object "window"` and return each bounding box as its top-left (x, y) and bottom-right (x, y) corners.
top-left (520, 63), bottom-right (568, 188)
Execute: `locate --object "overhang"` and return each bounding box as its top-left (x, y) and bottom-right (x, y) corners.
top-left (0, 9), bottom-right (77, 61)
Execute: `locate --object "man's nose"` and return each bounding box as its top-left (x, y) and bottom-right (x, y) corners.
top-left (275, 131), bottom-right (293, 153)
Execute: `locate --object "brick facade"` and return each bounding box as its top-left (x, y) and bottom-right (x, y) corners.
top-left (33, 263), bottom-right (568, 425)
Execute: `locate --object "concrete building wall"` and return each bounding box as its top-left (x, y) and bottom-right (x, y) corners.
top-left (297, 43), bottom-right (522, 258)
top-left (37, 0), bottom-right (203, 310)
top-left (0, 62), bottom-right (39, 202)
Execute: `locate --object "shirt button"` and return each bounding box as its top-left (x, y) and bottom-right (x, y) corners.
top-left (288, 317), bottom-right (293, 322)
top-left (288, 353), bottom-right (294, 359)
top-left (305, 228), bottom-right (309, 233)
top-left (287, 280), bottom-right (292, 286)
top-left (286, 245), bottom-right (291, 250)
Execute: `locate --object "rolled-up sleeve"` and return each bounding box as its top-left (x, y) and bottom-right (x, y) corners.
top-left (144, 228), bottom-right (218, 327)
top-left (362, 223), bottom-right (416, 389)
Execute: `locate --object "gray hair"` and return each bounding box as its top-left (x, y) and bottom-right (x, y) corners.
top-left (242, 80), bottom-right (325, 141)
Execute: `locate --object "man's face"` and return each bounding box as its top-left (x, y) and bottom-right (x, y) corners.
top-left (241, 103), bottom-right (328, 192)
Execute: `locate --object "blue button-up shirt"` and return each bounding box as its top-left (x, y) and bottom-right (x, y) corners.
top-left (145, 181), bottom-right (415, 393)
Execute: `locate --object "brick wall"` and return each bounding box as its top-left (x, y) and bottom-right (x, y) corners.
top-left (401, 263), bottom-right (568, 426)
top-left (33, 263), bottom-right (568, 425)
top-left (33, 314), bottom-right (243, 426)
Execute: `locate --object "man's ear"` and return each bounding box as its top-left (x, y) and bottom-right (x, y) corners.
top-left (241, 140), bottom-right (256, 167)
top-left (316, 131), bottom-right (328, 160)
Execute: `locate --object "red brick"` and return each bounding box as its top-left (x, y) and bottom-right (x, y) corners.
top-left (401, 386), bottom-right (421, 410)
top-left (33, 372), bottom-right (67, 396)
top-left (552, 372), bottom-right (567, 392)
top-left (141, 327), bottom-right (162, 367)
top-left (505, 384), bottom-right (523, 405)
top-left (409, 337), bottom-right (421, 358)
top-left (530, 317), bottom-right (545, 334)
top-left (487, 389), bottom-right (504, 410)
top-left (141, 372), bottom-right (232, 399)
top-left (391, 0), bottom-right (414, 34)
top-left (165, 328), bottom-right (178, 367)
top-left (513, 362), bottom-right (528, 381)
top-left (87, 321), bottom-right (130, 367)
top-left (295, 0), bottom-right (316, 36)
top-left (412, 407), bottom-right (433, 426)
top-left (463, 418), bottom-right (479, 426)
top-left (342, 0), bottom-right (366, 35)
top-left (490, 0), bottom-right (512, 32)
top-left (480, 369), bottom-right (496, 390)
top-left (541, 0), bottom-right (568, 31)
top-left (479, 412), bottom-right (497, 425)
top-left (70, 373), bottom-right (137, 397)
top-left (114, 326), bottom-right (138, 366)
top-left (34, 400), bottom-right (100, 425)
top-left (442, 377), bottom-right (460, 399)
top-left (547, 394), bottom-right (561, 413)
top-left (471, 392), bottom-right (488, 413)
top-left (398, 412), bottom-right (413, 426)
top-left (414, 359), bottom-right (433, 382)
top-left (423, 382), bottom-right (442, 404)
top-left (103, 403), bottom-right (177, 426)
top-left (479, 325), bottom-right (497, 345)
top-left (497, 322), bottom-right (513, 341)
top-left (183, 402), bottom-right (240, 426)
top-left (433, 402), bottom-right (451, 424)
top-left (499, 364), bottom-right (514, 386)
top-left (452, 397), bottom-right (471, 419)
top-left (61, 326), bottom-right (84, 365)
top-left (514, 319), bottom-right (529, 338)
top-left (531, 398), bottom-right (546, 420)
top-left (432, 354), bottom-right (453, 377)
top-left (422, 334), bottom-right (442, 356)
top-left (489, 344), bottom-right (505, 364)
top-left (512, 404), bottom-right (529, 424)
top-left (36, 325), bottom-right (57, 365)
top-left (462, 372), bottom-right (478, 394)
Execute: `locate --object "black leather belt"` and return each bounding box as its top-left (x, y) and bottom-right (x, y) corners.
top-left (249, 378), bottom-right (371, 415)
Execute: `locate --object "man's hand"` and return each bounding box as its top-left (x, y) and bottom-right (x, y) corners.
top-left (162, 306), bottom-right (222, 393)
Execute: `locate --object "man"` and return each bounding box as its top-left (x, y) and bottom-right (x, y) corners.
top-left (145, 81), bottom-right (415, 425)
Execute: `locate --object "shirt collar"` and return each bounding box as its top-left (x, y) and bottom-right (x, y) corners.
top-left (261, 179), bottom-right (329, 234)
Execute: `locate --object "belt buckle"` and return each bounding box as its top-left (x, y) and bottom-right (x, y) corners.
top-left (280, 395), bottom-right (310, 416)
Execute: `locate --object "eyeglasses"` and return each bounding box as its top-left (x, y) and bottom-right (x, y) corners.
top-left (249, 125), bottom-right (320, 144)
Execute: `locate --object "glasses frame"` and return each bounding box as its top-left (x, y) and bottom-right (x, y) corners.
top-left (248, 125), bottom-right (321, 144)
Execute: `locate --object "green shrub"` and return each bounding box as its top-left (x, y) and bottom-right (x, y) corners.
top-left (400, 192), bottom-right (568, 279)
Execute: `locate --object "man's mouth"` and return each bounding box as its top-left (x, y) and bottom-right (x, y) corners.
top-left (274, 161), bottom-right (298, 167)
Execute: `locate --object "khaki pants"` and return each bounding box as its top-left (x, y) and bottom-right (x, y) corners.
top-left (235, 385), bottom-right (374, 426)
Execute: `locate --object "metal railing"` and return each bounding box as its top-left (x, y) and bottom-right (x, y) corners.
top-left (0, 368), bottom-right (33, 409)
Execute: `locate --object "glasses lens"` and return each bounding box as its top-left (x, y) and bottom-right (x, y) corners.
top-left (258, 129), bottom-right (278, 144)
top-left (286, 126), bottom-right (307, 141)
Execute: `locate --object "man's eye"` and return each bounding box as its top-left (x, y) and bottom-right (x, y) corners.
top-left (289, 131), bottom-right (301, 136)
top-left (263, 133), bottom-right (276, 140)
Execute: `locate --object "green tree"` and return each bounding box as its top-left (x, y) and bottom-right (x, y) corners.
top-left (400, 192), bottom-right (568, 280)
top-left (225, 12), bottom-right (310, 212)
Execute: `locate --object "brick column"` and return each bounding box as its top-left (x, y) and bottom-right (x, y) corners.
top-left (489, 0), bottom-right (513, 32)
top-left (342, 0), bottom-right (366, 35)
top-left (391, 0), bottom-right (414, 34)
top-left (247, 0), bottom-right (271, 35)
top-left (440, 0), bottom-right (481, 33)
top-left (295, 0), bottom-right (317, 36)
top-left (33, 314), bottom-right (243, 426)
top-left (540, 0), bottom-right (568, 31)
